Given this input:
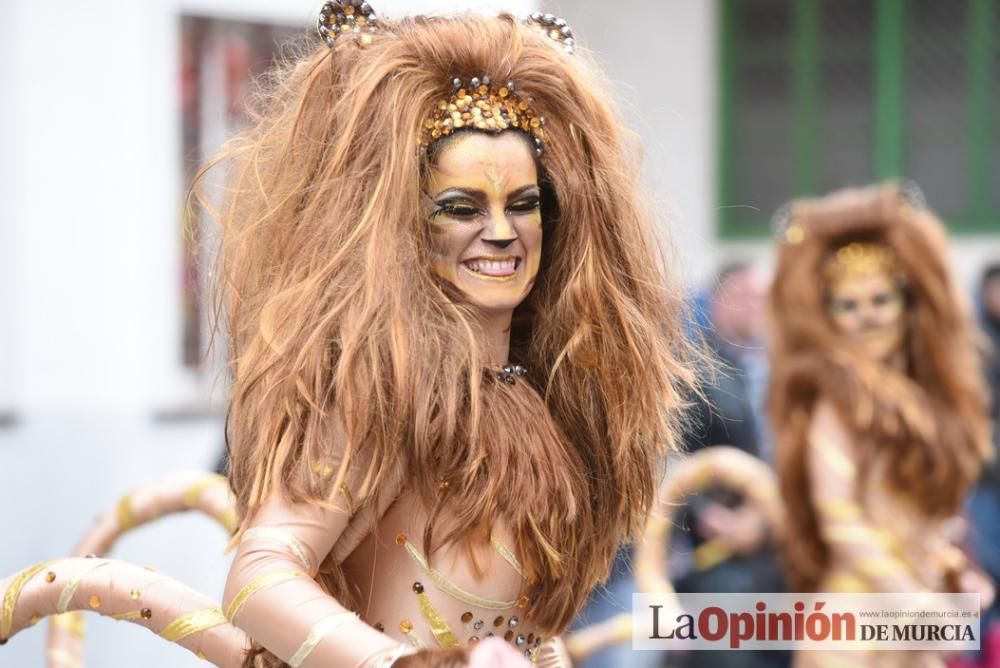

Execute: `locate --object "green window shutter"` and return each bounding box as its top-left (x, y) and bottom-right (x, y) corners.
top-left (718, 0), bottom-right (999, 237)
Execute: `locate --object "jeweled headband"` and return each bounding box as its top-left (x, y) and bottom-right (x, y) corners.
top-left (422, 77), bottom-right (546, 156)
top-left (317, 1), bottom-right (575, 156)
top-left (822, 242), bottom-right (900, 283)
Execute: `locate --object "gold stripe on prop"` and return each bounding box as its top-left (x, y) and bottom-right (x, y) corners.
top-left (111, 610), bottom-right (145, 621)
top-left (225, 570), bottom-right (305, 622)
top-left (57, 559), bottom-right (110, 613)
top-left (217, 508), bottom-right (239, 533)
top-left (1, 561), bottom-right (52, 639)
top-left (116, 495), bottom-right (136, 531)
top-left (47, 647), bottom-right (84, 668)
top-left (51, 611), bottom-right (86, 637)
top-left (183, 476), bottom-right (226, 508)
top-left (160, 607), bottom-right (227, 643)
top-left (415, 590), bottom-right (460, 648)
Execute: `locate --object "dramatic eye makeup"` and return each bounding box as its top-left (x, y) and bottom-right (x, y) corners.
top-left (871, 290), bottom-right (900, 307)
top-left (426, 186), bottom-right (541, 221)
top-left (829, 298), bottom-right (858, 315)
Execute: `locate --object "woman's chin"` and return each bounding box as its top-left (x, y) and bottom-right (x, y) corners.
top-left (465, 296), bottom-right (523, 315)
top-left (459, 287), bottom-right (530, 315)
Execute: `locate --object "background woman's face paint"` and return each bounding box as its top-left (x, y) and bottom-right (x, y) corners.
top-left (424, 132), bottom-right (543, 316)
top-left (827, 270), bottom-right (906, 363)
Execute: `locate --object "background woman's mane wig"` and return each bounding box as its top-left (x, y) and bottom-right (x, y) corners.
top-left (196, 11), bottom-right (698, 643)
top-left (767, 183), bottom-right (990, 591)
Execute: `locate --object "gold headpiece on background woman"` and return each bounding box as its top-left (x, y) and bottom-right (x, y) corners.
top-left (822, 242), bottom-right (900, 283)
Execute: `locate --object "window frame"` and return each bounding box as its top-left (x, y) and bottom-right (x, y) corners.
top-left (717, 0), bottom-right (997, 239)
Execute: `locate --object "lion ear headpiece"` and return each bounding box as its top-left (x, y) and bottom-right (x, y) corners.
top-left (316, 1), bottom-right (576, 157)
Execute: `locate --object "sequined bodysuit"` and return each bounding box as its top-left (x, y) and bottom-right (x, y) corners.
top-left (223, 462), bottom-right (565, 667)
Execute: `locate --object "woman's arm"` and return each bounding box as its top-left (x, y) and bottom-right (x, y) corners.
top-left (223, 491), bottom-right (403, 667)
top-left (806, 400), bottom-right (924, 593)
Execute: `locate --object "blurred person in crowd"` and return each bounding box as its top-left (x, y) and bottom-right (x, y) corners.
top-left (965, 263), bottom-right (1000, 645)
top-left (769, 183), bottom-right (993, 668)
top-left (0, 4), bottom-right (702, 668)
top-left (687, 261), bottom-right (771, 458)
top-left (672, 261), bottom-right (788, 668)
top-left (981, 263), bottom-right (1000, 430)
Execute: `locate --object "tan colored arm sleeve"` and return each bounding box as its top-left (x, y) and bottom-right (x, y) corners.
top-left (806, 401), bottom-right (922, 593)
top-left (223, 493), bottom-right (399, 667)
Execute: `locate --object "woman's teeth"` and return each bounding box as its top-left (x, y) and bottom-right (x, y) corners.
top-left (463, 258), bottom-right (518, 276)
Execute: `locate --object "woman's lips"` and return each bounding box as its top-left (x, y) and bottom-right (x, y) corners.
top-left (461, 257), bottom-right (521, 278)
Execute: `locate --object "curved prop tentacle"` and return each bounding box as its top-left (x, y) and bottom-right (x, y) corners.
top-left (68, 471), bottom-right (235, 559)
top-left (44, 471), bottom-right (238, 668)
top-left (1, 557), bottom-right (248, 667)
top-left (566, 446), bottom-right (785, 660)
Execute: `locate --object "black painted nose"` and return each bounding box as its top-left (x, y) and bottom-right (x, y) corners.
top-left (483, 237), bottom-right (516, 249)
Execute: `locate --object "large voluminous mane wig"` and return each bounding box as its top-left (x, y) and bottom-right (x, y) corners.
top-left (199, 11), bottom-right (697, 635)
top-left (767, 183), bottom-right (990, 592)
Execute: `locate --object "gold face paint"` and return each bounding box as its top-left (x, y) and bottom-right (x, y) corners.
top-left (424, 132), bottom-right (542, 316)
top-left (827, 270), bottom-right (906, 363)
